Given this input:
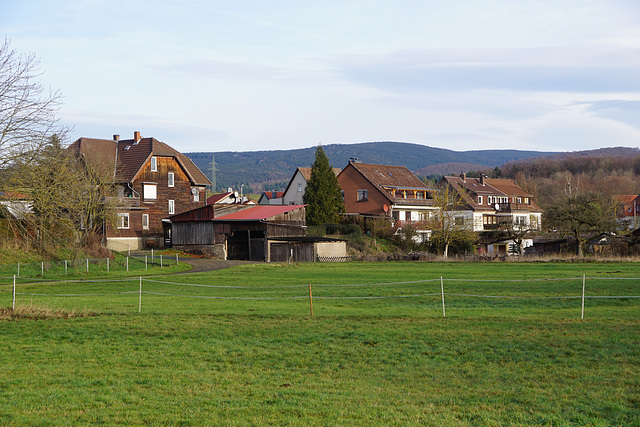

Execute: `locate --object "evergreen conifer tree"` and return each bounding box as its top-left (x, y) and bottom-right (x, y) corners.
top-left (303, 146), bottom-right (345, 226)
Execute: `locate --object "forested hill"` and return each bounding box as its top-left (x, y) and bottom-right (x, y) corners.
top-left (185, 141), bottom-right (554, 193)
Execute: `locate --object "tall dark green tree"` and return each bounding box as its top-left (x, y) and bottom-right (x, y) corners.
top-left (303, 146), bottom-right (345, 226)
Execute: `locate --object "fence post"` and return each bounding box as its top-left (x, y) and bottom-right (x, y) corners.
top-left (86, 258), bottom-right (89, 274)
top-left (176, 253), bottom-right (179, 266)
top-left (160, 254), bottom-right (163, 268)
top-left (107, 258), bottom-right (109, 273)
top-left (17, 262), bottom-right (19, 278)
top-left (581, 274), bottom-right (586, 320)
top-left (151, 248), bottom-right (154, 263)
top-left (41, 261), bottom-right (44, 277)
top-left (308, 283), bottom-right (314, 317)
top-left (441, 276), bottom-right (446, 318)
top-left (139, 277), bottom-right (142, 313)
top-left (65, 260), bottom-right (68, 275)
top-left (12, 275), bottom-right (16, 310)
top-left (145, 255), bottom-right (148, 270)
top-left (126, 257), bottom-right (129, 272)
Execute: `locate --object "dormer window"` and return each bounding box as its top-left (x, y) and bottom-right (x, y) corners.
top-left (150, 156), bottom-right (157, 172)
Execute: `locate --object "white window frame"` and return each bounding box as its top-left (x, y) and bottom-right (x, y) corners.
top-left (168, 199), bottom-right (175, 215)
top-left (357, 189), bottom-right (368, 202)
top-left (297, 183), bottom-right (302, 192)
top-left (142, 214), bottom-right (149, 230)
top-left (478, 196), bottom-right (483, 205)
top-left (168, 172), bottom-right (174, 188)
top-left (150, 156), bottom-right (157, 172)
top-left (193, 188), bottom-right (200, 202)
top-left (143, 183), bottom-right (157, 200)
top-left (117, 213), bottom-right (129, 229)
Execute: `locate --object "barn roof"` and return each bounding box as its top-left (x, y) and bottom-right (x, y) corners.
top-left (213, 205), bottom-right (305, 221)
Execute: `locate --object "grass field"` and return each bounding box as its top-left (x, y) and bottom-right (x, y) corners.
top-left (1, 262), bottom-right (639, 425)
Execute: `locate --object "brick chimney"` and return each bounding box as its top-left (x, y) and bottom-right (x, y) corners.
top-left (113, 134), bottom-right (120, 141)
top-left (480, 175), bottom-right (485, 186)
top-left (461, 172), bottom-right (466, 183)
top-left (134, 131), bottom-right (141, 142)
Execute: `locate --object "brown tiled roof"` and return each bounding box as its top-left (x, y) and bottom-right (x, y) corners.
top-left (443, 175), bottom-right (542, 212)
top-left (348, 162), bottom-right (435, 206)
top-left (350, 163), bottom-right (428, 189)
top-left (297, 167), bottom-right (341, 181)
top-left (69, 134), bottom-right (211, 186)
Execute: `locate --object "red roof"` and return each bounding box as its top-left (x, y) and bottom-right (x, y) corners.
top-left (207, 192), bottom-right (234, 204)
top-left (214, 205), bottom-right (305, 221)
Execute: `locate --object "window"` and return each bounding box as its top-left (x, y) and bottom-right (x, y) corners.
top-left (117, 213), bottom-right (129, 229)
top-left (298, 183), bottom-right (302, 192)
top-left (168, 172), bottom-right (174, 187)
top-left (357, 189), bottom-right (368, 202)
top-left (478, 196), bottom-right (483, 205)
top-left (515, 216), bottom-right (526, 225)
top-left (150, 156), bottom-right (157, 172)
top-left (142, 214), bottom-right (149, 229)
top-left (340, 190), bottom-right (345, 201)
top-left (193, 188), bottom-right (200, 202)
top-left (455, 216), bottom-right (464, 226)
top-left (517, 197), bottom-right (522, 203)
top-left (143, 183), bottom-right (157, 200)
top-left (488, 196), bottom-right (492, 204)
top-left (168, 199), bottom-right (175, 215)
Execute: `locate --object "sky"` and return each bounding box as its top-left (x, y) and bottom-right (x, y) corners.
top-left (3, 0), bottom-right (640, 153)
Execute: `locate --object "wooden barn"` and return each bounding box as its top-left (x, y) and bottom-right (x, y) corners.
top-left (166, 204), bottom-right (346, 262)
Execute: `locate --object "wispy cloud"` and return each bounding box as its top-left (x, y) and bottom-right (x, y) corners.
top-left (335, 48), bottom-right (640, 93)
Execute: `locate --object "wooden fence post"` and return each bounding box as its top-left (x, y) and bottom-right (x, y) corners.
top-left (308, 283), bottom-right (314, 317)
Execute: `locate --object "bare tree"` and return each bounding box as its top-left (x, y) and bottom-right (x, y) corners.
top-left (430, 183), bottom-right (473, 258)
top-left (0, 38), bottom-right (68, 167)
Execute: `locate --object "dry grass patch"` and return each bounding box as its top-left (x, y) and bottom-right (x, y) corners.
top-left (0, 304), bottom-right (96, 320)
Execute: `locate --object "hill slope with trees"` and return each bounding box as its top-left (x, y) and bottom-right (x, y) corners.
top-left (186, 142), bottom-right (554, 193)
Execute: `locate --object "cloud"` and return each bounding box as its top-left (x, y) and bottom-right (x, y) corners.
top-left (584, 100), bottom-right (640, 129)
top-left (334, 48), bottom-right (640, 93)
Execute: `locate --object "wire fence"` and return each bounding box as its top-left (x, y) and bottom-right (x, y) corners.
top-left (2, 273), bottom-right (639, 319)
top-left (0, 252), bottom-right (181, 279)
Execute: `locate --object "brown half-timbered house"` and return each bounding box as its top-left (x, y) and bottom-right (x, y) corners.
top-left (69, 131), bottom-right (211, 250)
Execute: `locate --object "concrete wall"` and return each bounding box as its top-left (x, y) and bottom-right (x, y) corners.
top-left (315, 241), bottom-right (347, 258)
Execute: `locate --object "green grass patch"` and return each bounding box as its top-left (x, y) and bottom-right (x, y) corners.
top-left (0, 262), bottom-right (638, 425)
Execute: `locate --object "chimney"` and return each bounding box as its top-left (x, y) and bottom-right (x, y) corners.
top-left (134, 131), bottom-right (141, 142)
top-left (461, 173), bottom-right (466, 183)
top-left (113, 134), bottom-right (120, 141)
top-left (480, 175), bottom-right (485, 186)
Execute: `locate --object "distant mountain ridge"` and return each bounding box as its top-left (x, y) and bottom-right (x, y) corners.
top-left (185, 142), bottom-right (635, 193)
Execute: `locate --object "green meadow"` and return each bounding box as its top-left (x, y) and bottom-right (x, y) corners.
top-left (1, 262), bottom-right (639, 425)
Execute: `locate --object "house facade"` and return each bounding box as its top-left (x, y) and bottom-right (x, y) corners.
top-left (617, 194), bottom-right (640, 229)
top-left (69, 131), bottom-right (211, 250)
top-left (337, 161), bottom-right (438, 239)
top-left (258, 191), bottom-right (284, 205)
top-left (440, 174), bottom-right (542, 232)
top-left (282, 167), bottom-right (341, 205)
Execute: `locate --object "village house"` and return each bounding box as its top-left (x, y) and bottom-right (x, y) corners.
top-left (440, 174), bottom-right (542, 233)
top-left (337, 160), bottom-right (438, 241)
top-left (282, 167), bottom-right (341, 205)
top-left (69, 131), bottom-right (211, 251)
top-left (616, 194), bottom-right (640, 229)
top-left (258, 191), bottom-right (284, 205)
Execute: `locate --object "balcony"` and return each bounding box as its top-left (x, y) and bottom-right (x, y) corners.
top-left (106, 196), bottom-right (141, 208)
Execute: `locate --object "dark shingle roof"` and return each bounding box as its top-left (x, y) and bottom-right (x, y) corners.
top-left (69, 135), bottom-right (211, 186)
